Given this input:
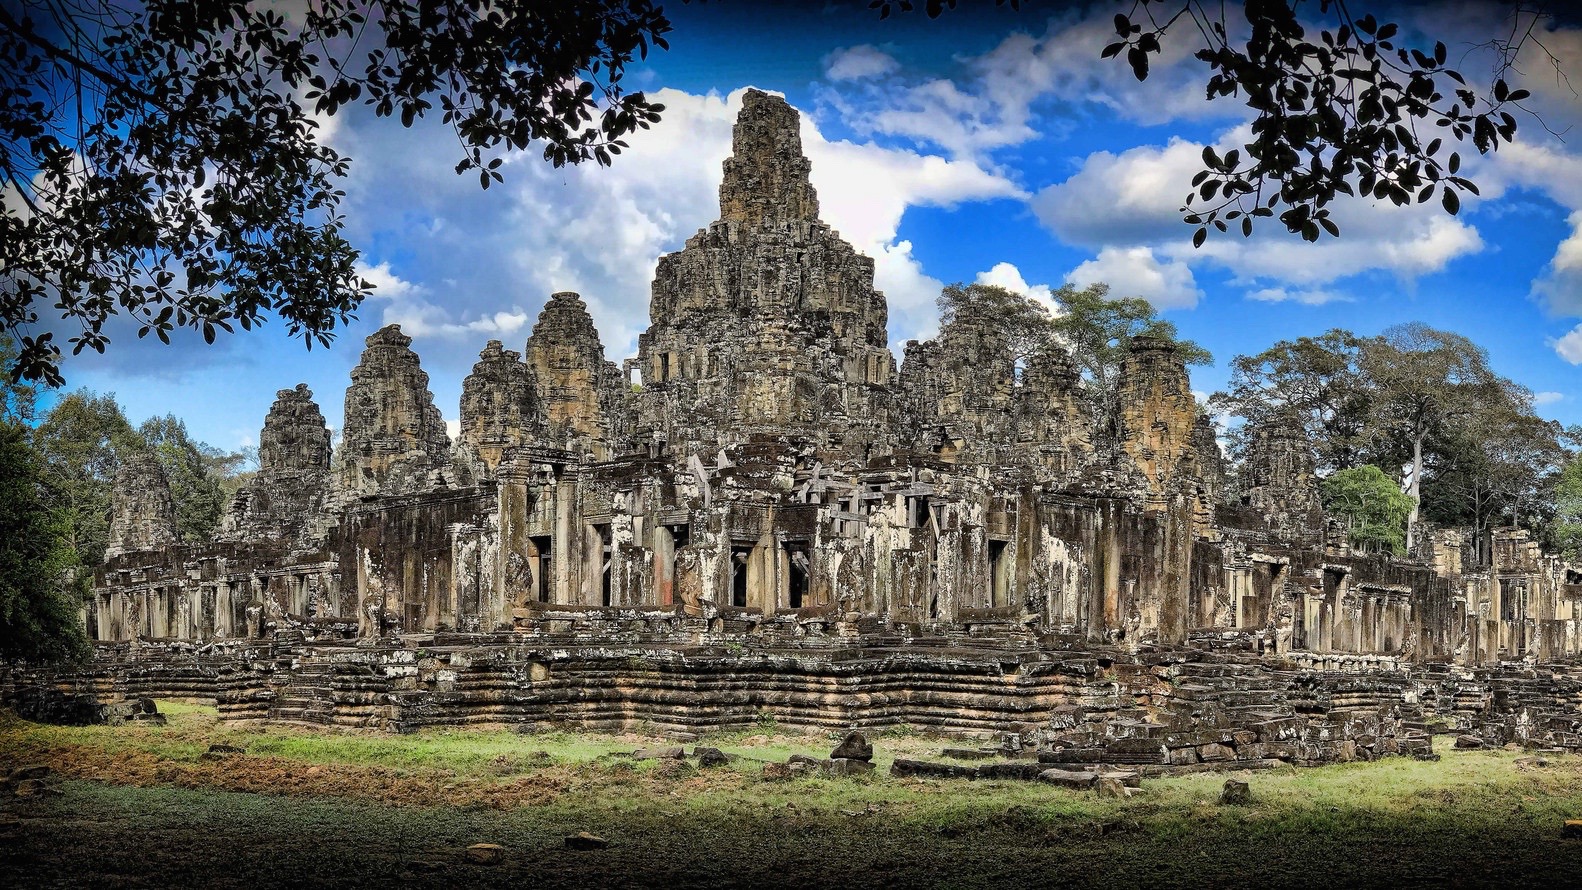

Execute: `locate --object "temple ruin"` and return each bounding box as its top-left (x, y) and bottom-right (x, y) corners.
top-left (63, 91), bottom-right (1582, 760)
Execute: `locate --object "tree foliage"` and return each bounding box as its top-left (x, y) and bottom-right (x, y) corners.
top-left (1209, 328), bottom-right (1369, 472)
top-left (0, 421), bottom-right (90, 663)
top-left (1360, 322), bottom-right (1501, 548)
top-left (138, 415), bottom-right (233, 544)
top-left (33, 391), bottom-right (142, 574)
top-left (1104, 0), bottom-right (1546, 244)
top-left (1215, 320), bottom-right (1570, 560)
top-left (1320, 464), bottom-right (1413, 555)
top-left (937, 282), bottom-right (1060, 365)
top-left (1, 0), bottom-right (671, 384)
top-left (1048, 282), bottom-right (1211, 448)
top-left (1549, 453), bottom-right (1582, 561)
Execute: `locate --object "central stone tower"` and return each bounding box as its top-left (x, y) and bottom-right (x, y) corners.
top-left (635, 89), bottom-right (896, 459)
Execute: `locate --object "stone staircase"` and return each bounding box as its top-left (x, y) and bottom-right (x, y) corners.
top-left (267, 660), bottom-right (336, 725)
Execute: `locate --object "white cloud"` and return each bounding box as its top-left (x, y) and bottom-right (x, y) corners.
top-left (823, 9), bottom-right (1244, 161)
top-left (1246, 287), bottom-right (1350, 306)
top-left (1067, 246), bottom-right (1203, 310)
top-left (825, 45), bottom-right (900, 81)
top-left (1534, 391), bottom-right (1565, 406)
top-left (1531, 210), bottom-right (1582, 316)
top-left (359, 261), bottom-right (530, 340)
top-left (1553, 324), bottom-right (1582, 364)
top-left (1034, 129), bottom-right (1488, 294)
top-left (974, 261), bottom-right (1064, 319)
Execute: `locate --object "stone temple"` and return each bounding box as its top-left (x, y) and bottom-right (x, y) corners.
top-left (65, 91), bottom-right (1582, 761)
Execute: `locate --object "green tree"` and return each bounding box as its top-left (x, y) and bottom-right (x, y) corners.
top-left (1321, 464), bottom-right (1414, 555)
top-left (1550, 452), bottom-right (1582, 561)
top-left (1420, 382), bottom-right (1568, 562)
top-left (1209, 329), bottom-right (1370, 473)
top-left (139, 415), bottom-right (230, 544)
top-left (33, 391), bottom-right (143, 576)
top-left (1359, 323), bottom-right (1499, 551)
top-left (1050, 282), bottom-right (1211, 443)
top-left (0, 421), bottom-right (91, 663)
top-left (937, 282), bottom-right (1060, 367)
top-left (2, 0), bottom-right (672, 383)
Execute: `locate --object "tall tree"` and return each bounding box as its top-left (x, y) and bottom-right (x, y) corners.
top-left (937, 282), bottom-right (1060, 367)
top-left (1050, 282), bottom-right (1211, 443)
top-left (138, 415), bottom-right (230, 544)
top-left (32, 391), bottom-right (142, 576)
top-left (1420, 382), bottom-right (1568, 561)
top-left (0, 421), bottom-right (91, 663)
top-left (1209, 328), bottom-right (1369, 472)
top-left (2, 0), bottom-right (672, 384)
top-left (1549, 451), bottom-right (1582, 561)
top-left (1358, 323), bottom-right (1499, 551)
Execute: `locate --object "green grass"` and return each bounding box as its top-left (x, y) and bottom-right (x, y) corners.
top-left (7, 704), bottom-right (1582, 887)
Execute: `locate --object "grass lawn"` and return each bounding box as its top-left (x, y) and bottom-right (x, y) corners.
top-left (4, 701), bottom-right (1582, 888)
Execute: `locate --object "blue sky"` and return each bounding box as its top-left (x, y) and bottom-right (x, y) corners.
top-left (39, 0), bottom-right (1582, 451)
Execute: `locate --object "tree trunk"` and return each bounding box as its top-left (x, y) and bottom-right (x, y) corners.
top-left (1406, 432), bottom-right (1423, 552)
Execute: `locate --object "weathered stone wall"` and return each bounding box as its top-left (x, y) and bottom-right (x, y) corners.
top-left (457, 340), bottom-right (540, 481)
top-left (332, 325), bottom-right (453, 505)
top-left (218, 384), bottom-right (331, 549)
top-left (525, 293), bottom-right (629, 460)
top-left (81, 85), bottom-right (1582, 736)
top-left (636, 89), bottom-right (896, 459)
top-left (106, 451), bottom-right (178, 558)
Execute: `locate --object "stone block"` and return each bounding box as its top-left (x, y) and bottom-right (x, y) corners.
top-left (565, 832), bottom-right (608, 850)
top-left (831, 730), bottom-right (873, 762)
top-left (1037, 769), bottom-right (1098, 790)
top-left (465, 843), bottom-right (506, 865)
top-left (1220, 780), bottom-right (1252, 805)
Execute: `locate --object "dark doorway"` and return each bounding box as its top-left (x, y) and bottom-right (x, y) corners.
top-left (731, 545), bottom-right (753, 608)
top-left (529, 535), bottom-right (553, 602)
top-left (784, 542), bottom-right (809, 609)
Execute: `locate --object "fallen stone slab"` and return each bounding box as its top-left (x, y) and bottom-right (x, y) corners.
top-left (7, 765), bottom-right (52, 782)
top-left (1455, 735), bottom-right (1485, 749)
top-left (1097, 770), bottom-right (1141, 788)
top-left (1565, 821), bottom-right (1582, 840)
top-left (694, 747), bottom-right (731, 768)
top-left (631, 746), bottom-right (686, 761)
top-left (1096, 777), bottom-right (1130, 798)
top-left (941, 748), bottom-right (999, 761)
top-left (975, 763), bottom-right (1048, 781)
top-left (1037, 769), bottom-right (1098, 790)
top-left (824, 758), bottom-right (876, 777)
top-left (565, 832), bottom-right (608, 850)
top-left (465, 843), bottom-right (506, 865)
top-left (890, 759), bottom-right (979, 780)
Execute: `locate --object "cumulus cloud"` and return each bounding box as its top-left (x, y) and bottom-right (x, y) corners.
top-left (1531, 210), bottom-right (1582, 316)
top-left (825, 45), bottom-right (900, 81)
top-left (1033, 127), bottom-right (1488, 295)
top-left (1534, 391), bottom-right (1565, 406)
top-left (974, 261), bottom-right (1064, 318)
top-left (1067, 246), bottom-right (1203, 310)
top-left (1553, 324), bottom-right (1582, 364)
